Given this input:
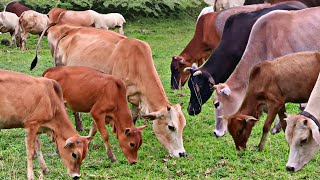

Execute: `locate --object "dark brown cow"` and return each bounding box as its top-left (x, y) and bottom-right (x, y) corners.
top-left (43, 66), bottom-right (146, 164)
top-left (221, 52), bottom-right (320, 150)
top-left (170, 3), bottom-right (271, 89)
top-left (0, 69), bottom-right (90, 179)
top-left (5, 1), bottom-right (30, 17)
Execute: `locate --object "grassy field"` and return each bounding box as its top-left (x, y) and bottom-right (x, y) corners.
top-left (0, 15), bottom-right (319, 179)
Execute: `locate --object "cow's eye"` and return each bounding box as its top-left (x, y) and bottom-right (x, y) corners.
top-left (130, 143), bottom-right (135, 148)
top-left (72, 152), bottom-right (77, 159)
top-left (300, 138), bottom-right (307, 145)
top-left (168, 125), bottom-right (176, 131)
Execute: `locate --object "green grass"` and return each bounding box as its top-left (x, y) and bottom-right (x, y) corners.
top-left (0, 16), bottom-right (319, 179)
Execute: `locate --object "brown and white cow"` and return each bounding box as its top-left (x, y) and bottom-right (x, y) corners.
top-left (19, 10), bottom-right (49, 50)
top-left (0, 69), bottom-right (90, 179)
top-left (0, 12), bottom-right (19, 47)
top-left (32, 26), bottom-right (187, 158)
top-left (171, 3), bottom-right (271, 89)
top-left (285, 72), bottom-right (320, 172)
top-left (43, 66), bottom-right (146, 164)
top-left (213, 7), bottom-right (320, 138)
top-left (221, 52), bottom-right (320, 150)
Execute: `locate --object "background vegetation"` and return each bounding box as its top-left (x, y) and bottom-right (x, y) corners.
top-left (0, 1), bottom-right (320, 179)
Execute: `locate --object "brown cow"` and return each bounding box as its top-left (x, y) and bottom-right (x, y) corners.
top-left (0, 69), bottom-right (90, 179)
top-left (213, 6), bottom-right (320, 138)
top-left (5, 1), bottom-right (30, 17)
top-left (32, 26), bottom-right (187, 158)
top-left (19, 10), bottom-right (49, 50)
top-left (170, 3), bottom-right (271, 89)
top-left (221, 52), bottom-right (320, 150)
top-left (43, 66), bottom-right (146, 164)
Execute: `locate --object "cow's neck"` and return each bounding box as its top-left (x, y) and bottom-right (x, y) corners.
top-left (304, 76), bottom-right (320, 119)
top-left (238, 91), bottom-right (262, 119)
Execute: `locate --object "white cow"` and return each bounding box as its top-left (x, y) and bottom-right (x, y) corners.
top-left (89, 11), bottom-right (126, 35)
top-left (285, 72), bottom-right (320, 172)
top-left (0, 12), bottom-right (19, 47)
top-left (203, 0), bottom-right (246, 11)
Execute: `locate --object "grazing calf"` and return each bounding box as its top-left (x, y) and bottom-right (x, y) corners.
top-left (0, 12), bottom-right (19, 47)
top-left (221, 52), bottom-right (320, 150)
top-left (5, 1), bottom-right (30, 17)
top-left (285, 72), bottom-right (320, 172)
top-left (0, 69), bottom-right (90, 180)
top-left (43, 66), bottom-right (146, 164)
top-left (19, 10), bottom-right (49, 50)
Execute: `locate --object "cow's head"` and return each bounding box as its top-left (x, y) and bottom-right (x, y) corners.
top-left (186, 64), bottom-right (215, 115)
top-left (212, 83), bottom-right (236, 138)
top-left (118, 125), bottom-right (146, 164)
top-left (59, 136), bottom-right (90, 179)
top-left (285, 114), bottom-right (320, 172)
top-left (170, 56), bottom-right (191, 90)
top-left (142, 102), bottom-right (187, 157)
top-left (222, 113), bottom-right (258, 150)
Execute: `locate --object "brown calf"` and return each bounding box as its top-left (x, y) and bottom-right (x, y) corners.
top-left (43, 66), bottom-right (146, 164)
top-left (0, 69), bottom-right (90, 179)
top-left (221, 52), bottom-right (320, 150)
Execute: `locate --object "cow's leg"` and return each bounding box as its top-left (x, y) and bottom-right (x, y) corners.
top-left (20, 32), bottom-right (28, 51)
top-left (9, 31), bottom-right (14, 47)
top-left (88, 121), bottom-right (98, 139)
top-left (90, 111), bottom-right (117, 162)
top-left (131, 105), bottom-right (140, 124)
top-left (26, 127), bottom-right (38, 180)
top-left (73, 112), bottom-right (84, 132)
top-left (35, 135), bottom-right (49, 174)
top-left (278, 106), bottom-right (287, 131)
top-left (258, 101), bottom-right (283, 151)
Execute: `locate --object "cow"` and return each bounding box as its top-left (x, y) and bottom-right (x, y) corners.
top-left (0, 12), bottom-right (19, 47)
top-left (4, 1), bottom-right (30, 17)
top-left (186, 1), bottom-right (306, 115)
top-left (285, 72), bottom-right (320, 172)
top-left (213, 6), bottom-right (320, 139)
top-left (19, 10), bottom-right (49, 50)
top-left (244, 0), bottom-right (320, 7)
top-left (0, 69), bottom-right (90, 180)
top-left (43, 66), bottom-right (146, 164)
top-left (31, 26), bottom-right (187, 158)
top-left (221, 51), bottom-right (320, 150)
top-left (171, 3), bottom-right (271, 89)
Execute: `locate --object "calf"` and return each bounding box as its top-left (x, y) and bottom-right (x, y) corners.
top-left (221, 52), bottom-right (320, 150)
top-left (43, 66), bottom-right (145, 164)
top-left (0, 12), bottom-right (19, 47)
top-left (19, 10), bottom-right (49, 50)
top-left (0, 69), bottom-right (90, 180)
top-left (285, 72), bottom-right (320, 172)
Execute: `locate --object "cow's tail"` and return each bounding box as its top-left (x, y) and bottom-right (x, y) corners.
top-left (30, 23), bottom-right (56, 70)
top-left (53, 32), bottom-right (68, 66)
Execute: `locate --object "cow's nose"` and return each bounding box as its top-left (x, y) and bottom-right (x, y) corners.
top-left (213, 131), bottom-right (219, 138)
top-left (179, 152), bottom-right (187, 157)
top-left (286, 166), bottom-right (295, 172)
top-left (130, 161), bottom-right (137, 165)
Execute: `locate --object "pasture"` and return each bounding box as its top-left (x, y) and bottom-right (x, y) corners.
top-left (0, 16), bottom-right (319, 179)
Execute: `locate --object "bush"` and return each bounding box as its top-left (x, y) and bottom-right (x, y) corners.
top-left (1, 0), bottom-right (205, 18)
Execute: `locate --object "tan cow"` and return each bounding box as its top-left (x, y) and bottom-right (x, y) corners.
top-left (32, 26), bottom-right (187, 158)
top-left (213, 7), bottom-right (320, 138)
top-left (221, 52), bottom-right (320, 150)
top-left (43, 66), bottom-right (146, 164)
top-left (19, 10), bottom-right (49, 50)
top-left (0, 69), bottom-right (90, 179)
top-left (285, 72), bottom-right (320, 172)
top-left (0, 12), bottom-right (19, 47)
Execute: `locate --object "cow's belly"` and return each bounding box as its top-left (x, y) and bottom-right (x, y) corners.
top-left (0, 116), bottom-right (23, 129)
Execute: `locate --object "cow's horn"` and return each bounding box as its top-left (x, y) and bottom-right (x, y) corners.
top-left (193, 70), bottom-right (202, 76)
top-left (183, 67), bottom-right (192, 72)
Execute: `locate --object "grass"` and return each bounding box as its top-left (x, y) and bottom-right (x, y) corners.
top-left (0, 15), bottom-right (320, 179)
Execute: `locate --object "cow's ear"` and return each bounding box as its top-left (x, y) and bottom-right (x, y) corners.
top-left (64, 138), bottom-right (75, 149)
top-left (137, 125), bottom-right (147, 131)
top-left (125, 128), bottom-right (131, 136)
top-left (219, 85), bottom-right (231, 96)
top-left (309, 120), bottom-right (320, 145)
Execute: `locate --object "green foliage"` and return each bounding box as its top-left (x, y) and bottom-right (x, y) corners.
top-left (0, 0), bottom-right (205, 18)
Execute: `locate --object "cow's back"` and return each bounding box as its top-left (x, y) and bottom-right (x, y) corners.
top-left (19, 10), bottom-right (49, 34)
top-left (57, 10), bottom-right (94, 27)
top-left (5, 2), bottom-right (30, 17)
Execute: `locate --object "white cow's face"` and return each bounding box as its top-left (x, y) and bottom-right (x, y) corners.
top-left (143, 103), bottom-right (187, 157)
top-left (285, 115), bottom-right (320, 172)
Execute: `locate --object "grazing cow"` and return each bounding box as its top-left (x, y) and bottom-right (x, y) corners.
top-left (0, 69), bottom-right (90, 180)
top-left (0, 12), bottom-right (19, 47)
top-left (19, 10), bottom-right (49, 50)
top-left (285, 72), bottom-right (320, 172)
top-left (31, 27), bottom-right (187, 158)
top-left (244, 0), bottom-right (320, 7)
top-left (171, 3), bottom-right (271, 89)
top-left (213, 6), bottom-right (320, 139)
top-left (5, 1), bottom-right (30, 17)
top-left (186, 1), bottom-right (306, 115)
top-left (220, 52), bottom-right (320, 150)
top-left (43, 66), bottom-right (146, 164)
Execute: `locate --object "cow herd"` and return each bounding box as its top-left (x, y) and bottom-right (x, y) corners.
top-left (1, 0), bottom-right (320, 179)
